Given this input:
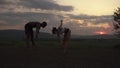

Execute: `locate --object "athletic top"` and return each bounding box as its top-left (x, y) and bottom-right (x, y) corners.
top-left (25, 22), bottom-right (40, 29)
top-left (25, 22), bottom-right (41, 34)
top-left (61, 28), bottom-right (65, 33)
top-left (60, 28), bottom-right (69, 34)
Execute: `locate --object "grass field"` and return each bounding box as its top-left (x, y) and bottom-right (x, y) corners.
top-left (0, 38), bottom-right (120, 68)
top-left (0, 38), bottom-right (120, 48)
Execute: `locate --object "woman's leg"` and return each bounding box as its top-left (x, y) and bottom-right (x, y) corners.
top-left (62, 30), bottom-right (71, 53)
top-left (65, 30), bottom-right (71, 49)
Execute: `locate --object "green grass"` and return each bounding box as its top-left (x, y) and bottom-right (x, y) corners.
top-left (0, 38), bottom-right (120, 48)
top-left (69, 39), bottom-right (119, 48)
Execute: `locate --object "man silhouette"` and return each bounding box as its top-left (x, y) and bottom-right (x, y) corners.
top-left (25, 21), bottom-right (47, 48)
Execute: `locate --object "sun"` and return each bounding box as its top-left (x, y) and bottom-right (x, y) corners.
top-left (95, 31), bottom-right (107, 35)
top-left (99, 32), bottom-right (105, 35)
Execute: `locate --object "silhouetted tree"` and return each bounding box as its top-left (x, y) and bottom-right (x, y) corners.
top-left (113, 7), bottom-right (120, 37)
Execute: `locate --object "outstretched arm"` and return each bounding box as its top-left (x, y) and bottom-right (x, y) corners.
top-left (58, 20), bottom-right (63, 29)
top-left (57, 20), bottom-right (63, 44)
top-left (35, 27), bottom-right (40, 39)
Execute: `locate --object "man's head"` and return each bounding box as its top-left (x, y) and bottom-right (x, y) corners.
top-left (41, 21), bottom-right (47, 28)
top-left (52, 27), bottom-right (57, 34)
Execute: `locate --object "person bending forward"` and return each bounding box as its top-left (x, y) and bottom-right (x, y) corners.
top-left (25, 21), bottom-right (47, 48)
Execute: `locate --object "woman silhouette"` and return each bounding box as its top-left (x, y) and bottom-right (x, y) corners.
top-left (52, 20), bottom-right (71, 53)
top-left (25, 21), bottom-right (47, 48)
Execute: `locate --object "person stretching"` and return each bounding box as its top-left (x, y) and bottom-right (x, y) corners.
top-left (52, 20), bottom-right (71, 53)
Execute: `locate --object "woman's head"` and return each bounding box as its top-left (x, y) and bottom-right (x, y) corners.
top-left (52, 27), bottom-right (57, 34)
top-left (41, 21), bottom-right (47, 28)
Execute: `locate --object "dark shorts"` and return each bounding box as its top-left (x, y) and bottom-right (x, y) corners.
top-left (25, 25), bottom-right (33, 36)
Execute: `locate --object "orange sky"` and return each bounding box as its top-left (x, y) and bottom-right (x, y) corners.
top-left (56, 0), bottom-right (120, 15)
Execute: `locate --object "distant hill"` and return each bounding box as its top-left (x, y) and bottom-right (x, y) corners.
top-left (0, 30), bottom-right (119, 40)
top-left (72, 34), bottom-right (118, 39)
top-left (0, 30), bottom-right (53, 40)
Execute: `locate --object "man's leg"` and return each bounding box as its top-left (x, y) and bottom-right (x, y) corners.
top-left (26, 34), bottom-right (30, 48)
top-left (31, 31), bottom-right (36, 47)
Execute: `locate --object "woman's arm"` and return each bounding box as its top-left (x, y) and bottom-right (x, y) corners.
top-left (58, 20), bottom-right (63, 29)
top-left (57, 20), bottom-right (63, 43)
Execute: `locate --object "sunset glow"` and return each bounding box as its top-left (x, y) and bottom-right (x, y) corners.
top-left (95, 31), bottom-right (107, 35)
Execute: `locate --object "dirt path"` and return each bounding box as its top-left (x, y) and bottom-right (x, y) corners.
top-left (0, 47), bottom-right (120, 68)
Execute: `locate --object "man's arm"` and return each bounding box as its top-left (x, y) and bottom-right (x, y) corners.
top-left (35, 27), bottom-right (40, 39)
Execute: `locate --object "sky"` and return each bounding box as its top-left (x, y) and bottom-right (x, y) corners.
top-left (0, 0), bottom-right (120, 35)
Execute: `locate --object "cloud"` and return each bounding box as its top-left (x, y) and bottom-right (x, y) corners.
top-left (0, 12), bottom-right (113, 35)
top-left (0, 0), bottom-right (73, 12)
top-left (85, 23), bottom-right (110, 29)
top-left (0, 12), bottom-right (65, 33)
top-left (67, 14), bottom-right (112, 22)
top-left (67, 14), bottom-right (97, 19)
top-left (0, 12), bottom-right (59, 24)
top-left (20, 0), bottom-right (73, 11)
top-left (0, 0), bottom-right (17, 5)
top-left (0, 0), bottom-right (113, 35)
top-left (66, 14), bottom-right (112, 27)
top-left (58, 14), bottom-right (113, 35)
